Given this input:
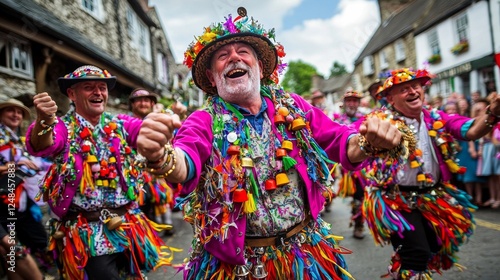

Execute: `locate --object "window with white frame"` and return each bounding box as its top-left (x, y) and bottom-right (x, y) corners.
top-left (138, 23), bottom-right (151, 62)
top-left (363, 55), bottom-right (374, 75)
top-left (81, 0), bottom-right (103, 21)
top-left (156, 52), bottom-right (169, 85)
top-left (126, 7), bottom-right (135, 39)
top-left (427, 29), bottom-right (440, 55)
top-left (395, 39), bottom-right (406, 61)
top-left (455, 14), bottom-right (468, 42)
top-left (0, 33), bottom-right (33, 77)
top-left (379, 50), bottom-right (388, 70)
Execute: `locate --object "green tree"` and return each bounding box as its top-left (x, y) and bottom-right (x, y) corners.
top-left (329, 61), bottom-right (348, 77)
top-left (281, 60), bottom-right (318, 95)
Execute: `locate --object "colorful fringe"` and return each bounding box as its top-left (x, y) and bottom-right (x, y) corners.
top-left (48, 208), bottom-right (180, 279)
top-left (183, 218), bottom-right (354, 280)
top-left (363, 182), bottom-right (476, 273)
top-left (337, 171), bottom-right (356, 198)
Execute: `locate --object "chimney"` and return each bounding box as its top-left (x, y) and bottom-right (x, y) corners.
top-left (378, 0), bottom-right (415, 22)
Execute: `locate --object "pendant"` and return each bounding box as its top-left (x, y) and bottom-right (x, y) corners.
top-left (106, 216), bottom-right (123, 230)
top-left (233, 188), bottom-right (248, 202)
top-left (265, 179), bottom-right (277, 191)
top-left (276, 173), bottom-right (290, 187)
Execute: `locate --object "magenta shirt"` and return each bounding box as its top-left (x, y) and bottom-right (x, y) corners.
top-left (25, 114), bottom-right (142, 218)
top-left (173, 93), bottom-right (361, 265)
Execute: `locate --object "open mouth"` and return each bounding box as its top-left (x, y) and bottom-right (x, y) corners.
top-left (90, 98), bottom-right (103, 104)
top-left (226, 69), bottom-right (247, 79)
top-left (407, 96), bottom-right (419, 103)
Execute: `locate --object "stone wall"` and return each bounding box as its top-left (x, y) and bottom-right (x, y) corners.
top-left (0, 73), bottom-right (36, 100)
top-left (32, 0), bottom-right (155, 85)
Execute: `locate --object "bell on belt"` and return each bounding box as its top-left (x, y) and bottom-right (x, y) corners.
top-left (52, 231), bottom-right (65, 239)
top-left (251, 262), bottom-right (268, 279)
top-left (234, 264), bottom-right (250, 277)
top-left (276, 173), bottom-right (290, 187)
top-left (241, 157), bottom-right (254, 168)
top-left (265, 179), bottom-right (277, 191)
top-left (281, 140), bottom-right (293, 151)
top-left (252, 247), bottom-right (268, 279)
top-left (106, 216), bottom-right (122, 230)
top-left (291, 118), bottom-right (306, 131)
top-left (233, 188), bottom-right (248, 202)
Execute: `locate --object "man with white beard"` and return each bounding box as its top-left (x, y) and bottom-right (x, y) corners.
top-left (136, 7), bottom-right (404, 279)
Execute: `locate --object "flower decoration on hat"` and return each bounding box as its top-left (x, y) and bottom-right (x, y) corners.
top-left (377, 68), bottom-right (433, 97)
top-left (58, 65), bottom-right (116, 95)
top-left (343, 90), bottom-right (363, 99)
top-left (184, 7), bottom-right (287, 95)
top-left (64, 65), bottom-right (112, 79)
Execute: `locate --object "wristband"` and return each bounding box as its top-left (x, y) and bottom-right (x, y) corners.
top-left (485, 105), bottom-right (500, 128)
top-left (38, 118), bottom-right (58, 136)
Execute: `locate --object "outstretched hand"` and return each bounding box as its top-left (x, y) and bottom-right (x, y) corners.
top-left (358, 116), bottom-right (401, 151)
top-left (137, 113), bottom-right (182, 162)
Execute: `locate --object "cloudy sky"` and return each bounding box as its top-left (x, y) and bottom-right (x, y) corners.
top-left (149, 0), bottom-right (380, 77)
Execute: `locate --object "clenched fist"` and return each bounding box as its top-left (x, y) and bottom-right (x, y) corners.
top-left (359, 116), bottom-right (401, 151)
top-left (137, 113), bottom-right (182, 162)
top-left (33, 92), bottom-right (58, 119)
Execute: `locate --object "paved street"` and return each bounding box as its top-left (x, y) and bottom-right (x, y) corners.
top-left (150, 199), bottom-right (500, 280)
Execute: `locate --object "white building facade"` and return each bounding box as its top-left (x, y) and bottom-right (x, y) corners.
top-left (414, 0), bottom-right (498, 98)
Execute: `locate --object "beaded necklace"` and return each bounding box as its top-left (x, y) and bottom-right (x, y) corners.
top-left (38, 111), bottom-right (141, 205)
top-left (0, 124), bottom-right (27, 163)
top-left (364, 107), bottom-right (464, 188)
top-left (204, 86), bottom-right (335, 213)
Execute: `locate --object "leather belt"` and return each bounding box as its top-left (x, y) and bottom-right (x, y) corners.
top-left (245, 215), bottom-right (312, 247)
top-left (63, 205), bottom-right (129, 222)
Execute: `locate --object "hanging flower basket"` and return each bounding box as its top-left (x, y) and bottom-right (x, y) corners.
top-left (451, 40), bottom-right (469, 55)
top-left (427, 53), bottom-right (441, 64)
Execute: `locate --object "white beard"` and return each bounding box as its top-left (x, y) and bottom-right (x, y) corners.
top-left (214, 62), bottom-right (261, 104)
top-left (345, 107), bottom-right (358, 116)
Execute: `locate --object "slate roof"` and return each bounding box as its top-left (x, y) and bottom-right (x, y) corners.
top-left (354, 0), bottom-right (472, 65)
top-left (0, 0), bottom-right (154, 88)
top-left (354, 0), bottom-right (430, 65)
top-left (318, 74), bottom-right (352, 94)
top-left (413, 0), bottom-right (471, 35)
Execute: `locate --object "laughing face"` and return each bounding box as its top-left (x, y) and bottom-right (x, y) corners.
top-left (68, 81), bottom-right (108, 125)
top-left (0, 107), bottom-right (24, 131)
top-left (131, 96), bottom-right (155, 119)
top-left (386, 80), bottom-right (424, 119)
top-left (206, 42), bottom-right (263, 104)
top-left (343, 97), bottom-right (360, 117)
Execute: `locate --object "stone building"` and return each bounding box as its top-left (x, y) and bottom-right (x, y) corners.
top-left (352, 0), bottom-right (499, 100)
top-left (0, 0), bottom-right (179, 117)
top-left (352, 0), bottom-right (424, 94)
